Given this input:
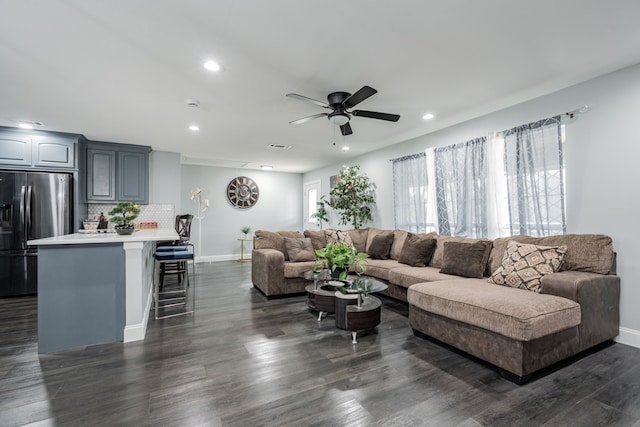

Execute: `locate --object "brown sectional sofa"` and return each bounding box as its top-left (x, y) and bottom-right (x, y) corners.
top-left (251, 228), bottom-right (620, 383)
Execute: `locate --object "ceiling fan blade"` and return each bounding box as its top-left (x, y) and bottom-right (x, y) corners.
top-left (352, 110), bottom-right (400, 122)
top-left (286, 93), bottom-right (329, 108)
top-left (340, 122), bottom-right (353, 136)
top-left (344, 85), bottom-right (377, 108)
top-left (289, 113), bottom-right (328, 125)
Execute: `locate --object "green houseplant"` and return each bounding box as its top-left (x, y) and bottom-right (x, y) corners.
top-left (310, 195), bottom-right (329, 229)
top-left (240, 226), bottom-right (252, 237)
top-left (329, 165), bottom-right (375, 229)
top-left (314, 243), bottom-right (368, 280)
top-left (108, 201), bottom-right (140, 235)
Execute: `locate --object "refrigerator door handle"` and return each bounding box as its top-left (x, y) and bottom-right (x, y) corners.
top-left (26, 185), bottom-right (32, 241)
top-left (20, 185), bottom-right (27, 243)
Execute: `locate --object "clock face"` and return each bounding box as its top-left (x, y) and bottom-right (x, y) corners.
top-left (227, 176), bottom-right (259, 209)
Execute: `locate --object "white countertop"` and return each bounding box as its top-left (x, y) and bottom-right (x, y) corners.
top-left (28, 228), bottom-right (179, 246)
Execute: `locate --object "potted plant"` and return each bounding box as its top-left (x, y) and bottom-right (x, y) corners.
top-left (311, 195), bottom-right (329, 229)
top-left (240, 226), bottom-right (252, 238)
top-left (329, 165), bottom-right (375, 229)
top-left (314, 243), bottom-right (368, 280)
top-left (108, 201), bottom-right (141, 235)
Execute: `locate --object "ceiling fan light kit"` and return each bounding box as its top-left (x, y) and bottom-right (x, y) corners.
top-left (286, 85), bottom-right (400, 137)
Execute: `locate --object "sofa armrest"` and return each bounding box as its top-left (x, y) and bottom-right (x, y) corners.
top-left (541, 271), bottom-right (620, 349)
top-left (251, 249), bottom-right (285, 297)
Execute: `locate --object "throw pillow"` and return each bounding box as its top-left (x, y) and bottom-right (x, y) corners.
top-left (283, 237), bottom-right (316, 262)
top-left (367, 233), bottom-right (394, 259)
top-left (325, 229), bottom-right (354, 247)
top-left (398, 233), bottom-right (437, 267)
top-left (488, 240), bottom-right (568, 293)
top-left (304, 229), bottom-right (327, 249)
top-left (440, 240), bottom-right (492, 278)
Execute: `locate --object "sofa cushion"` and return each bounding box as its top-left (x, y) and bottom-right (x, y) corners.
top-left (362, 259), bottom-right (406, 281)
top-left (283, 237), bottom-right (316, 262)
top-left (398, 233), bottom-right (437, 267)
top-left (408, 279), bottom-right (581, 341)
top-left (489, 240), bottom-right (567, 293)
top-left (388, 266), bottom-right (461, 288)
top-left (389, 230), bottom-right (409, 260)
top-left (440, 240), bottom-right (491, 278)
top-left (254, 230), bottom-right (304, 261)
top-left (348, 228), bottom-right (369, 253)
top-left (304, 229), bottom-right (327, 250)
top-left (365, 228), bottom-right (393, 252)
top-left (430, 236), bottom-right (490, 269)
top-left (283, 261), bottom-right (317, 278)
top-left (367, 233), bottom-right (394, 259)
top-left (325, 229), bottom-right (354, 246)
top-left (488, 234), bottom-right (614, 276)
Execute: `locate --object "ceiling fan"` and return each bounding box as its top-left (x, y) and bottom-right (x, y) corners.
top-left (286, 85), bottom-right (400, 136)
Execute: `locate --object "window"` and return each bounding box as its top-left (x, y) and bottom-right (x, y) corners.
top-left (392, 153), bottom-right (432, 232)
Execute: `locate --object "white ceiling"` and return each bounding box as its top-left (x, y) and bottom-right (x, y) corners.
top-left (2, 1), bottom-right (640, 173)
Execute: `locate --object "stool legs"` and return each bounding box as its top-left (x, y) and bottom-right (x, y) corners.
top-left (153, 258), bottom-right (195, 320)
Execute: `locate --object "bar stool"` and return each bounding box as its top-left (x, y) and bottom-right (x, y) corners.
top-left (153, 245), bottom-right (195, 319)
top-left (157, 214), bottom-right (194, 287)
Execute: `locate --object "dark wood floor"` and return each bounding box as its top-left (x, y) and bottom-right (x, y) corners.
top-left (2, 261), bottom-right (640, 426)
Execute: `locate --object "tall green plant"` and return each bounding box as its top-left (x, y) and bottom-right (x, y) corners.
top-left (329, 165), bottom-right (375, 229)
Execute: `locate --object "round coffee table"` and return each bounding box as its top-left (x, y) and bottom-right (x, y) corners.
top-left (301, 269), bottom-right (337, 321)
top-left (333, 276), bottom-right (388, 343)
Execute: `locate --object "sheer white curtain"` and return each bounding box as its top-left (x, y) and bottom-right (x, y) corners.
top-left (486, 131), bottom-right (510, 237)
top-left (392, 152), bottom-right (430, 232)
top-left (502, 116), bottom-right (566, 236)
top-left (433, 137), bottom-right (487, 238)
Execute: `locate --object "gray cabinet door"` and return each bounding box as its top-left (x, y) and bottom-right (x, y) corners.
top-left (33, 136), bottom-right (75, 168)
top-left (118, 150), bottom-right (148, 203)
top-left (87, 148), bottom-right (116, 201)
top-left (0, 135), bottom-right (31, 166)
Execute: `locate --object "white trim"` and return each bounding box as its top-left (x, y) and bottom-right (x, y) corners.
top-left (124, 291), bottom-right (152, 342)
top-left (196, 254), bottom-right (247, 263)
top-left (616, 327), bottom-right (640, 349)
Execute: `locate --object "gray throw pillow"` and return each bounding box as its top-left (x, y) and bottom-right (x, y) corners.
top-left (398, 233), bottom-right (437, 267)
top-left (440, 240), bottom-right (492, 278)
top-left (367, 233), bottom-right (394, 259)
top-left (283, 237), bottom-right (316, 262)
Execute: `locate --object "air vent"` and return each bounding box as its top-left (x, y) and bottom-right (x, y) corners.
top-left (268, 144), bottom-right (292, 150)
top-left (186, 99), bottom-right (200, 108)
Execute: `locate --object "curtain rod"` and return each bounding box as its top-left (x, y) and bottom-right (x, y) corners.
top-left (563, 105), bottom-right (591, 119)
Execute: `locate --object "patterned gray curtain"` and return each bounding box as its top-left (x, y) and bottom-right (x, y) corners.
top-left (434, 137), bottom-right (487, 237)
top-left (392, 152), bottom-right (428, 232)
top-left (503, 116), bottom-right (566, 236)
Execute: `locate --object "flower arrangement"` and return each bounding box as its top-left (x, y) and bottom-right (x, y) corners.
top-left (107, 201), bottom-right (140, 227)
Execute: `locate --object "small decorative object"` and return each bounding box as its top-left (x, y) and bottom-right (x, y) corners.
top-left (108, 201), bottom-right (140, 235)
top-left (240, 226), bottom-right (251, 238)
top-left (314, 243), bottom-right (368, 281)
top-left (329, 165), bottom-right (375, 229)
top-left (97, 212), bottom-right (109, 231)
top-left (227, 176), bottom-right (259, 209)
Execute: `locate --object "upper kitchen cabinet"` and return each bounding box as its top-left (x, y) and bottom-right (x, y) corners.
top-left (85, 141), bottom-right (151, 204)
top-left (0, 126), bottom-right (80, 169)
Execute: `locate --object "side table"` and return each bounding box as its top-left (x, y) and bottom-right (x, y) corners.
top-left (237, 238), bottom-right (252, 262)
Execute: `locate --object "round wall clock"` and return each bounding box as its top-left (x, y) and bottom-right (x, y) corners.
top-left (226, 176), bottom-right (259, 209)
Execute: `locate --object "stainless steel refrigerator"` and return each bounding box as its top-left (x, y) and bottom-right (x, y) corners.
top-left (0, 171), bottom-right (72, 297)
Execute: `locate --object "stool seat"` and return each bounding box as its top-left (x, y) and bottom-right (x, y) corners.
top-left (152, 245), bottom-right (195, 319)
top-left (154, 249), bottom-right (193, 260)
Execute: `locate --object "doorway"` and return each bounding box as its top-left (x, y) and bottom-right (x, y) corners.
top-left (303, 180), bottom-right (321, 230)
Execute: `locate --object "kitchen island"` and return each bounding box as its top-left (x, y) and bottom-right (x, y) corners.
top-left (28, 228), bottom-right (179, 353)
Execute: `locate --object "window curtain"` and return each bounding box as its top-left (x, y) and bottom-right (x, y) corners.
top-left (434, 137), bottom-right (487, 238)
top-left (503, 116), bottom-right (566, 236)
top-left (392, 152), bottom-right (429, 232)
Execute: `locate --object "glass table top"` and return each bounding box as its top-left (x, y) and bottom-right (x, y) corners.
top-left (300, 270), bottom-right (388, 294)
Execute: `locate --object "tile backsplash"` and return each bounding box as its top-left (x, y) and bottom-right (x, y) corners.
top-left (87, 204), bottom-right (175, 229)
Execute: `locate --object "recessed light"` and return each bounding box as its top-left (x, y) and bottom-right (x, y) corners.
top-left (260, 165), bottom-right (273, 170)
top-left (203, 60), bottom-right (221, 72)
top-left (189, 125), bottom-right (200, 131)
top-left (18, 122), bottom-right (34, 130)
top-left (341, 145), bottom-right (350, 152)
top-left (422, 113), bottom-right (435, 120)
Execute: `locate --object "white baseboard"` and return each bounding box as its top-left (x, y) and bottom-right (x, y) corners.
top-left (616, 327), bottom-right (640, 349)
top-left (195, 255), bottom-right (249, 263)
top-left (123, 291), bottom-right (151, 343)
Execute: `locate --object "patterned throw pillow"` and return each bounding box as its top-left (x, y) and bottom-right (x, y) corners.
top-left (489, 240), bottom-right (567, 293)
top-left (325, 229), bottom-right (354, 247)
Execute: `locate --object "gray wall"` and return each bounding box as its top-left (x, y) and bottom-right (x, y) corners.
top-left (181, 165), bottom-right (303, 260)
top-left (304, 62), bottom-right (640, 343)
top-left (149, 150), bottom-right (182, 211)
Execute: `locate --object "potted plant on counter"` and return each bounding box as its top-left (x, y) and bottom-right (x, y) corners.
top-left (314, 243), bottom-right (368, 280)
top-left (108, 201), bottom-right (141, 235)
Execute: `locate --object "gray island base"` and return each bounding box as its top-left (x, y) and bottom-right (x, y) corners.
top-left (29, 229), bottom-right (178, 353)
